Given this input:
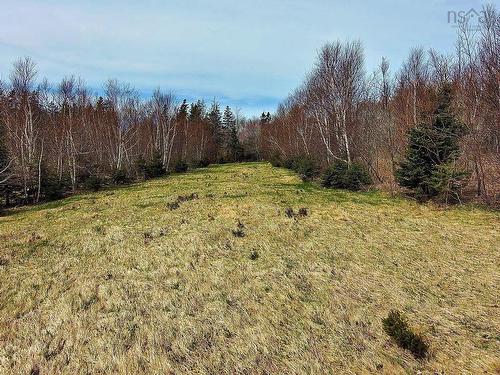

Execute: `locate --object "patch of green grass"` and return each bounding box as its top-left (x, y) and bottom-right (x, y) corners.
top-left (0, 162), bottom-right (498, 374)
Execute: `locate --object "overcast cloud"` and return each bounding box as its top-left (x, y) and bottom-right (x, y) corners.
top-left (0, 0), bottom-right (484, 116)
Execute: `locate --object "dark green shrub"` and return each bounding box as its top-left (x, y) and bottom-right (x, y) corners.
top-left (382, 310), bottom-right (428, 359)
top-left (174, 160), bottom-right (188, 173)
top-left (323, 161), bottom-right (348, 188)
top-left (322, 161), bottom-right (371, 191)
top-left (283, 156), bottom-right (299, 170)
top-left (112, 169), bottom-right (129, 185)
top-left (41, 173), bottom-right (68, 201)
top-left (346, 163), bottom-right (372, 190)
top-left (200, 158), bottom-right (211, 167)
top-left (139, 153), bottom-right (165, 179)
top-left (84, 176), bottom-right (103, 192)
top-left (269, 154), bottom-right (283, 167)
top-left (232, 228), bottom-right (245, 237)
top-left (294, 156), bottom-right (320, 181)
top-left (428, 164), bottom-right (469, 203)
top-left (281, 155), bottom-right (320, 181)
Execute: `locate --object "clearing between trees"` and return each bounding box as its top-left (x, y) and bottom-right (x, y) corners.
top-left (0, 162), bottom-right (498, 374)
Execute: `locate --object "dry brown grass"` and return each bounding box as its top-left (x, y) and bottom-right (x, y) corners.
top-left (0, 162), bottom-right (498, 374)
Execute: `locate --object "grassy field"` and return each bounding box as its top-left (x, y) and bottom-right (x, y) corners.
top-left (0, 162), bottom-right (498, 374)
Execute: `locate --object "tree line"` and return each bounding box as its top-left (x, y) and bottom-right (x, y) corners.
top-left (1, 5), bottom-right (498, 208)
top-left (259, 5), bottom-right (498, 203)
top-left (0, 62), bottom-right (264, 206)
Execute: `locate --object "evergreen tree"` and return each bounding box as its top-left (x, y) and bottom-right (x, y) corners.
top-left (222, 106), bottom-right (235, 129)
top-left (207, 100), bottom-right (223, 156)
top-left (189, 100), bottom-right (205, 122)
top-left (222, 106), bottom-right (242, 161)
top-left (227, 123), bottom-right (243, 162)
top-left (177, 99), bottom-right (189, 121)
top-left (396, 83), bottom-right (468, 201)
top-left (260, 112), bottom-right (268, 126)
top-left (260, 112), bottom-right (271, 125)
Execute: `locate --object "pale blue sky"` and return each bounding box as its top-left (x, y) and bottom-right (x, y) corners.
top-left (0, 0), bottom-right (487, 116)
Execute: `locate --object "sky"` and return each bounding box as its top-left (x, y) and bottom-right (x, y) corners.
top-left (0, 0), bottom-right (487, 117)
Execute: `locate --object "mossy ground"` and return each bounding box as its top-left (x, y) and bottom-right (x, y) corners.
top-left (0, 162), bottom-right (498, 374)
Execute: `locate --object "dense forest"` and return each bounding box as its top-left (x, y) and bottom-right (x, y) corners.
top-left (0, 5), bottom-right (498, 207)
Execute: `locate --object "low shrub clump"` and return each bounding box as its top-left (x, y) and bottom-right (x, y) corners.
top-left (322, 161), bottom-right (371, 191)
top-left (282, 155), bottom-right (320, 181)
top-left (138, 153), bottom-right (166, 179)
top-left (382, 310), bottom-right (428, 359)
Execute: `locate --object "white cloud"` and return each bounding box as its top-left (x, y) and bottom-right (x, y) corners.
top-left (0, 0), bottom-right (476, 115)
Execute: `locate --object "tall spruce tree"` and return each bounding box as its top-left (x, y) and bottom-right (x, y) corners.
top-left (396, 83), bottom-right (467, 201)
top-left (189, 100), bottom-right (205, 122)
top-left (177, 99), bottom-right (189, 121)
top-left (222, 106), bottom-right (242, 162)
top-left (207, 100), bottom-right (223, 157)
top-left (260, 112), bottom-right (268, 126)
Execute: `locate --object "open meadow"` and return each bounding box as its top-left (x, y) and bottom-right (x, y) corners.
top-left (0, 162), bottom-right (499, 374)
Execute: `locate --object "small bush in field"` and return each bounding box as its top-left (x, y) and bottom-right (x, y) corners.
top-left (84, 176), bottom-right (103, 192)
top-left (322, 161), bottom-right (371, 191)
top-left (174, 160), bottom-right (188, 173)
top-left (382, 310), bottom-right (428, 359)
